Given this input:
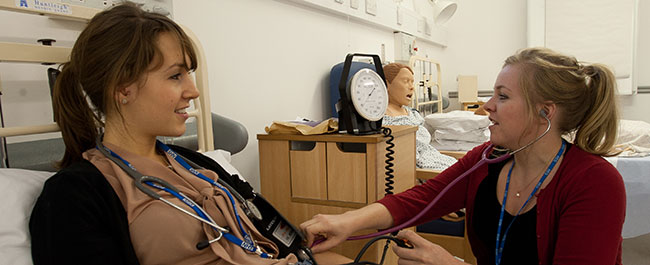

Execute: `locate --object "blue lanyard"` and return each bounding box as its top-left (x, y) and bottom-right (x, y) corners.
top-left (495, 140), bottom-right (566, 265)
top-left (99, 141), bottom-right (271, 259)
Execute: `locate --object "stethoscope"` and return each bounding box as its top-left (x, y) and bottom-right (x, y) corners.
top-left (315, 110), bottom-right (556, 251)
top-left (95, 136), bottom-right (273, 259)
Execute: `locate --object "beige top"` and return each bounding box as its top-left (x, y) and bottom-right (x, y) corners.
top-left (83, 143), bottom-right (297, 265)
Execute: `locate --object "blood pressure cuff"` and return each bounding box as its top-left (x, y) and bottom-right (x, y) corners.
top-left (169, 145), bottom-right (309, 260)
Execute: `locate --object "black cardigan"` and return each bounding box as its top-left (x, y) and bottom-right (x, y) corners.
top-left (29, 146), bottom-right (252, 265)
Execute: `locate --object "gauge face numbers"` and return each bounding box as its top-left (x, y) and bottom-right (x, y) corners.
top-left (349, 69), bottom-right (388, 121)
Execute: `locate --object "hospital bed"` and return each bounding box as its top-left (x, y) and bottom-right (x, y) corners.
top-left (0, 5), bottom-right (248, 265)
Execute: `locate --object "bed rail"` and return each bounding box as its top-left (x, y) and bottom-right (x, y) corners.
top-left (408, 56), bottom-right (443, 115)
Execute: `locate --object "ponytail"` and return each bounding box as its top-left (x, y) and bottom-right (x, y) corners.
top-left (52, 65), bottom-right (102, 168)
top-left (573, 64), bottom-right (619, 156)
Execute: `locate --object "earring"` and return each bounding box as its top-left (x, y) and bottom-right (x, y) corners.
top-left (121, 98), bottom-right (128, 104)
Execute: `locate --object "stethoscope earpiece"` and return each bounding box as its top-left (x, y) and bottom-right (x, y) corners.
top-left (540, 109), bottom-right (548, 118)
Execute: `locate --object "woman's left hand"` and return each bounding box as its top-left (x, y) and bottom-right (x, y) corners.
top-left (392, 230), bottom-right (467, 265)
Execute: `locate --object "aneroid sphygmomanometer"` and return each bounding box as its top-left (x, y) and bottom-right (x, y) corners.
top-left (95, 136), bottom-right (317, 263)
top-left (335, 53), bottom-right (388, 135)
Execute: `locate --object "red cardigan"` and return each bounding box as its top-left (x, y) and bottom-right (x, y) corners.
top-left (378, 142), bottom-right (625, 265)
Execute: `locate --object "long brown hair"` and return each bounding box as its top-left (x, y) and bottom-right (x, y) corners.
top-left (53, 2), bottom-right (197, 168)
top-left (504, 47), bottom-right (619, 156)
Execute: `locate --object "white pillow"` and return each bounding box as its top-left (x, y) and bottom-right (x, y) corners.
top-left (614, 119), bottom-right (650, 157)
top-left (201, 149), bottom-right (248, 182)
top-left (424, 110), bottom-right (491, 130)
top-left (0, 169), bottom-right (54, 265)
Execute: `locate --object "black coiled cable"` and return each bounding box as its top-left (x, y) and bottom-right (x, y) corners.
top-left (339, 128), bottom-right (399, 265)
top-left (341, 235), bottom-right (411, 265)
top-left (381, 127), bottom-right (395, 195)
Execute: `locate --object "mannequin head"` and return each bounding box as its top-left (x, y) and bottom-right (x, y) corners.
top-left (383, 63), bottom-right (414, 114)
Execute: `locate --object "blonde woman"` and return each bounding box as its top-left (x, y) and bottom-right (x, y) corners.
top-left (302, 48), bottom-right (625, 265)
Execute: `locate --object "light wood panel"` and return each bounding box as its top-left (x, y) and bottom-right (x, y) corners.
top-left (416, 168), bottom-right (441, 181)
top-left (290, 142), bottom-right (327, 200)
top-left (440, 150), bottom-right (467, 160)
top-left (326, 142), bottom-right (366, 203)
top-left (418, 231), bottom-right (476, 264)
top-left (259, 140), bottom-right (292, 215)
top-left (0, 42), bottom-right (71, 63)
top-left (258, 125), bottom-right (416, 143)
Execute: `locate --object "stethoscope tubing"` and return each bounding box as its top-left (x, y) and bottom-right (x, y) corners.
top-left (95, 137), bottom-right (271, 258)
top-left (154, 184), bottom-right (229, 233)
top-left (347, 145), bottom-right (511, 241)
top-left (320, 114), bottom-right (552, 243)
top-left (95, 140), bottom-right (231, 233)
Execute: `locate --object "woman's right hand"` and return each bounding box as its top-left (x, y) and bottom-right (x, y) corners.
top-left (300, 203), bottom-right (394, 253)
top-left (299, 212), bottom-right (355, 253)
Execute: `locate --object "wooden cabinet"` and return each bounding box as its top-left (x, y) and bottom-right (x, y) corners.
top-left (257, 125), bottom-right (417, 263)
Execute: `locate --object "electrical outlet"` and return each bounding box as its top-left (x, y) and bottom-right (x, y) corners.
top-left (365, 0), bottom-right (377, 16)
top-left (350, 0), bottom-right (359, 9)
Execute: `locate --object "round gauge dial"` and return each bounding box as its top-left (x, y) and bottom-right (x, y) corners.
top-left (349, 68), bottom-right (388, 122)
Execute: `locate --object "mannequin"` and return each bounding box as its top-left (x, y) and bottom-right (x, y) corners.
top-left (382, 63), bottom-right (456, 170)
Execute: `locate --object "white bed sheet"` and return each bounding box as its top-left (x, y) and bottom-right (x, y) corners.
top-left (605, 155), bottom-right (650, 238)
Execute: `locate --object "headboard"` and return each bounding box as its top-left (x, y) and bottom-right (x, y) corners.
top-left (408, 56), bottom-right (446, 116)
top-left (0, 3), bottom-right (236, 171)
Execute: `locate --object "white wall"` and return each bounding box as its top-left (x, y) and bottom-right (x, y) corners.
top-left (172, 0), bottom-right (527, 190)
top-left (3, 0), bottom-right (647, 190)
top-left (638, 0), bottom-right (650, 87)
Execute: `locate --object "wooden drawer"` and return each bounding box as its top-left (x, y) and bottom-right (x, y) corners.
top-left (327, 142), bottom-right (366, 203)
top-left (289, 141), bottom-right (367, 204)
top-left (289, 141), bottom-right (327, 200)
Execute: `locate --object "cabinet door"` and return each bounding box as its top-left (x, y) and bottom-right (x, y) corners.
top-left (290, 141), bottom-right (327, 200)
top-left (326, 142), bottom-right (367, 203)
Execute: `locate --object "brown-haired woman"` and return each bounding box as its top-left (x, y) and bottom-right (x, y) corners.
top-left (29, 3), bottom-right (348, 265)
top-left (301, 48), bottom-right (625, 265)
